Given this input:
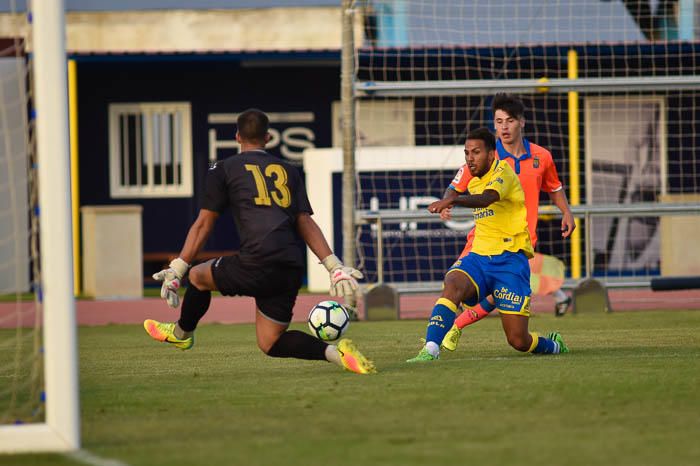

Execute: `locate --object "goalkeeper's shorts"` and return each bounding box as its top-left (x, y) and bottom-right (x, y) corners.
top-left (211, 254), bottom-right (303, 325)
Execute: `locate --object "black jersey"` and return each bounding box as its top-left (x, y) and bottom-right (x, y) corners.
top-left (202, 150), bottom-right (313, 267)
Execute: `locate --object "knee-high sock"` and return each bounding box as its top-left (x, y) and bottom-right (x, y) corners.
top-left (425, 298), bottom-right (458, 346)
top-left (178, 284), bottom-right (212, 332)
top-left (454, 298), bottom-right (496, 330)
top-left (527, 332), bottom-right (561, 354)
top-left (267, 330), bottom-right (328, 360)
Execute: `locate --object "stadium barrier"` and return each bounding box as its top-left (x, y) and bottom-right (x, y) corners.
top-left (651, 276), bottom-right (700, 291)
top-left (356, 202), bottom-right (700, 313)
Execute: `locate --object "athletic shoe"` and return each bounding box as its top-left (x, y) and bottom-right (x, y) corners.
top-left (547, 331), bottom-right (569, 354)
top-left (441, 324), bottom-right (462, 352)
top-left (143, 319), bottom-right (194, 350)
top-left (406, 347), bottom-right (438, 363)
top-left (337, 339), bottom-right (376, 374)
top-left (554, 296), bottom-right (572, 317)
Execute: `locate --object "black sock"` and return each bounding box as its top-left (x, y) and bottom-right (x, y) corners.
top-left (267, 330), bottom-right (328, 360)
top-left (178, 284), bottom-right (212, 332)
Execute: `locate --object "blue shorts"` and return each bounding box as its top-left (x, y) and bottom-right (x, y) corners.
top-left (447, 251), bottom-right (532, 316)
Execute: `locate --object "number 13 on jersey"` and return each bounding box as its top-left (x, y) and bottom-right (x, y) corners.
top-left (244, 163), bottom-right (291, 208)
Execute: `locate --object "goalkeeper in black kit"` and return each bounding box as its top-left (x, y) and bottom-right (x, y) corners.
top-left (145, 109), bottom-right (376, 375)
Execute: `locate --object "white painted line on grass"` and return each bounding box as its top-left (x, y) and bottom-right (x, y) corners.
top-left (66, 449), bottom-right (131, 466)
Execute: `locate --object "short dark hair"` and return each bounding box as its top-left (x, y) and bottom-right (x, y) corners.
top-left (466, 127), bottom-right (496, 152)
top-left (492, 93), bottom-right (525, 120)
top-left (237, 108), bottom-right (269, 143)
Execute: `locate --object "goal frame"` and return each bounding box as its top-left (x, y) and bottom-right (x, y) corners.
top-left (0, 0), bottom-right (80, 453)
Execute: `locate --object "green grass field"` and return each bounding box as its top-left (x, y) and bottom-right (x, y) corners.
top-left (2, 311), bottom-right (700, 466)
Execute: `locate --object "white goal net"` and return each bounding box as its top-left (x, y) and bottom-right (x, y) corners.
top-left (351, 0), bottom-right (700, 289)
top-left (0, 37), bottom-right (42, 426)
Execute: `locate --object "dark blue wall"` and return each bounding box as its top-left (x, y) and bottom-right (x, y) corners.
top-left (77, 57), bottom-right (339, 258)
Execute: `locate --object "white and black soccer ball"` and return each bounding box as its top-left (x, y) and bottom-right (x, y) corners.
top-left (307, 300), bottom-right (350, 341)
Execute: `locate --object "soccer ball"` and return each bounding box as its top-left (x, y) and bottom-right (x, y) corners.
top-left (307, 300), bottom-right (350, 341)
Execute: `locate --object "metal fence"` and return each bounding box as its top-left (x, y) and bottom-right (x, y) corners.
top-left (356, 202), bottom-right (700, 293)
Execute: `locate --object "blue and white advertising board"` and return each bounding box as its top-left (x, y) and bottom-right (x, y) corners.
top-left (303, 146), bottom-right (471, 292)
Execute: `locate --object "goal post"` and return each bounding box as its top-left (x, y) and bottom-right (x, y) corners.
top-left (0, 0), bottom-right (80, 453)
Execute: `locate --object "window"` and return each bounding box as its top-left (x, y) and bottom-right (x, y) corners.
top-left (109, 102), bottom-right (193, 198)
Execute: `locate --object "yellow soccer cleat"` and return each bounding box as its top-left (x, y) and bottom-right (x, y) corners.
top-left (441, 324), bottom-right (462, 352)
top-left (143, 319), bottom-right (194, 350)
top-left (337, 339), bottom-right (377, 374)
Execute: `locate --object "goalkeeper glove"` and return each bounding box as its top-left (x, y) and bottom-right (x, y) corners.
top-left (152, 257), bottom-right (190, 308)
top-left (321, 254), bottom-right (364, 301)
top-left (344, 304), bottom-right (359, 322)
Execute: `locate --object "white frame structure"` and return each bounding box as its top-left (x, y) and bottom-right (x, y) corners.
top-left (584, 95), bottom-right (668, 203)
top-left (0, 0), bottom-right (80, 453)
top-left (109, 102), bottom-right (193, 198)
top-left (303, 145), bottom-right (466, 292)
top-left (583, 95), bottom-right (668, 274)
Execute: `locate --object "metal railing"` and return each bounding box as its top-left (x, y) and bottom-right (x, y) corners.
top-left (356, 202), bottom-right (700, 291)
top-left (355, 76), bottom-right (700, 97)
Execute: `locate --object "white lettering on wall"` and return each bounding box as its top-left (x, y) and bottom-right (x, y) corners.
top-left (369, 195), bottom-right (473, 232)
top-left (207, 112), bottom-right (316, 162)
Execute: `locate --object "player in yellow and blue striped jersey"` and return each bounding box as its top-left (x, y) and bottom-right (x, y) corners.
top-left (407, 128), bottom-right (568, 362)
